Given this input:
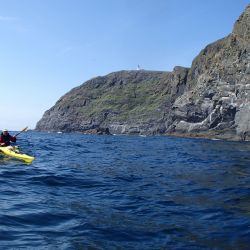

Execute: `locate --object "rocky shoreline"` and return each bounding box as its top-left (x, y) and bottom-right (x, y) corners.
top-left (36, 4), bottom-right (250, 141)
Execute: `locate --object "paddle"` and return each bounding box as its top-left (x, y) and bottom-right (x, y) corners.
top-left (14, 126), bottom-right (28, 137)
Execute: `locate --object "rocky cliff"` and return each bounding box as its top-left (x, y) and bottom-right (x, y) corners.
top-left (36, 68), bottom-right (189, 135)
top-left (36, 4), bottom-right (250, 140)
top-left (169, 4), bottom-right (250, 140)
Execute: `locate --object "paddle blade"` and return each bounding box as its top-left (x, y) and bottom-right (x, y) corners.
top-left (14, 126), bottom-right (28, 137)
top-left (21, 126), bottom-right (28, 132)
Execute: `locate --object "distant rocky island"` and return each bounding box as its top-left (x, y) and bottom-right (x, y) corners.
top-left (36, 4), bottom-right (250, 141)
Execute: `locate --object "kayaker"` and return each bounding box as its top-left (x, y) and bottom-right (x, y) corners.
top-left (0, 129), bottom-right (17, 146)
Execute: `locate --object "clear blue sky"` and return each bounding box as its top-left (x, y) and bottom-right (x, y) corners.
top-left (0, 0), bottom-right (249, 130)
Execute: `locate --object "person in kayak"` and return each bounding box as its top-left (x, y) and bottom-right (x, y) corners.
top-left (0, 129), bottom-right (17, 146)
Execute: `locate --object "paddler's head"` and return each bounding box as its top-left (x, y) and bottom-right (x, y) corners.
top-left (2, 129), bottom-right (8, 135)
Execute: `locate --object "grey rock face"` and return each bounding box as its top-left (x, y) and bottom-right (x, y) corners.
top-left (170, 4), bottom-right (250, 140)
top-left (36, 4), bottom-right (250, 140)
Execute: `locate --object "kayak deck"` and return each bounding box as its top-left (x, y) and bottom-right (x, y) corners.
top-left (0, 146), bottom-right (35, 163)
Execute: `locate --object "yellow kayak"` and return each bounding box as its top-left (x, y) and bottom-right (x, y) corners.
top-left (0, 146), bottom-right (35, 163)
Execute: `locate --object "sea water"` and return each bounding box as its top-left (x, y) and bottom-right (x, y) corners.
top-left (0, 132), bottom-right (249, 249)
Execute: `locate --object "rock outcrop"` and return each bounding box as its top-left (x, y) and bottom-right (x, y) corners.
top-left (169, 4), bottom-right (250, 140)
top-left (36, 4), bottom-right (250, 140)
top-left (36, 68), bottom-right (189, 135)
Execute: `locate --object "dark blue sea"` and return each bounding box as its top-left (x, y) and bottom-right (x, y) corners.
top-left (0, 132), bottom-right (250, 250)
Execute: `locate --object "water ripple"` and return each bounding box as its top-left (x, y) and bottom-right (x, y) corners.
top-left (0, 132), bottom-right (250, 249)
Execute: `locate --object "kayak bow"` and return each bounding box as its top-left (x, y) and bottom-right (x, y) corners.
top-left (0, 146), bottom-right (35, 163)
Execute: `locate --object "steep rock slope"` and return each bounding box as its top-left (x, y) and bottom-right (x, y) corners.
top-left (170, 4), bottom-right (250, 140)
top-left (36, 4), bottom-right (250, 140)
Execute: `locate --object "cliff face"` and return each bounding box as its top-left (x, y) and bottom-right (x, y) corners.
top-left (36, 68), bottom-right (189, 135)
top-left (170, 4), bottom-right (250, 140)
top-left (36, 4), bottom-right (250, 140)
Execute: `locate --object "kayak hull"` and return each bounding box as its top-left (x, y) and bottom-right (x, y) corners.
top-left (0, 146), bottom-right (35, 163)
